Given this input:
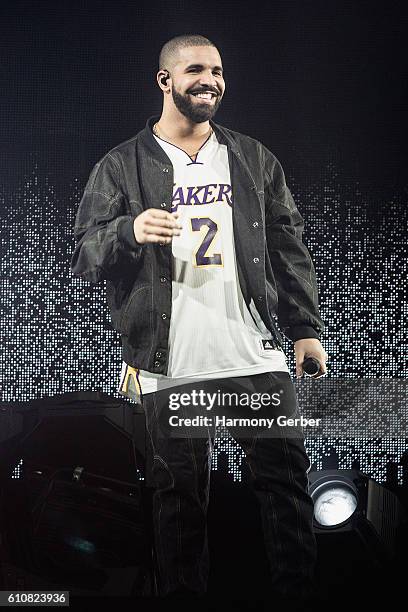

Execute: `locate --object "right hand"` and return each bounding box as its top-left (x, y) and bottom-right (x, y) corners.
top-left (133, 209), bottom-right (182, 245)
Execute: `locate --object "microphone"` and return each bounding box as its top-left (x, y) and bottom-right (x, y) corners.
top-left (302, 356), bottom-right (321, 376)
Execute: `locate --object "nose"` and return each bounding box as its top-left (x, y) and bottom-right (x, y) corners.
top-left (199, 71), bottom-right (219, 92)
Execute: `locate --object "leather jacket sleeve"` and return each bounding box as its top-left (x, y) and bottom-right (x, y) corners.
top-left (263, 147), bottom-right (325, 341)
top-left (70, 153), bottom-right (144, 284)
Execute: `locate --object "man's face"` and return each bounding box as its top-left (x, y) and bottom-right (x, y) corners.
top-left (168, 46), bottom-right (225, 123)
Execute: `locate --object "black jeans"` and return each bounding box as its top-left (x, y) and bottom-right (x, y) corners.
top-left (142, 372), bottom-right (317, 599)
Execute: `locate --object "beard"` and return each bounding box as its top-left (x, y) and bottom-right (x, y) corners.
top-left (171, 84), bottom-right (222, 123)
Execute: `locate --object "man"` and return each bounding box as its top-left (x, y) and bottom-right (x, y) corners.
top-left (71, 34), bottom-right (327, 604)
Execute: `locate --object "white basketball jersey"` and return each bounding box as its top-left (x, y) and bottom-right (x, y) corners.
top-left (118, 129), bottom-right (289, 401)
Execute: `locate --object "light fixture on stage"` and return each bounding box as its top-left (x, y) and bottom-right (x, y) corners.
top-left (308, 469), bottom-right (405, 560)
top-left (0, 392), bottom-right (154, 597)
top-left (311, 472), bottom-right (358, 528)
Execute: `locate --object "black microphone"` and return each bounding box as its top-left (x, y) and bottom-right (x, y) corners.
top-left (302, 356), bottom-right (321, 376)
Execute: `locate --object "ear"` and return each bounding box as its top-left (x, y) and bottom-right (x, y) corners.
top-left (157, 70), bottom-right (170, 90)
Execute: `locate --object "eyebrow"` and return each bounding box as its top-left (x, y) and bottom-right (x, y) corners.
top-left (184, 64), bottom-right (224, 74)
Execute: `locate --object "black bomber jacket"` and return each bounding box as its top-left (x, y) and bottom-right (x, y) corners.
top-left (70, 114), bottom-right (325, 374)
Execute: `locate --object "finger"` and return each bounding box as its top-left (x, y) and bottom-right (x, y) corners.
top-left (149, 209), bottom-right (182, 226)
top-left (146, 215), bottom-right (181, 229)
top-left (148, 209), bottom-right (175, 218)
top-left (295, 360), bottom-right (304, 379)
top-left (147, 218), bottom-right (182, 232)
top-left (144, 224), bottom-right (181, 237)
top-left (295, 349), bottom-right (305, 378)
top-left (144, 228), bottom-right (180, 238)
top-left (144, 234), bottom-right (172, 244)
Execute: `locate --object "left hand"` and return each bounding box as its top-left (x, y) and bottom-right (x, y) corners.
top-left (294, 338), bottom-right (328, 378)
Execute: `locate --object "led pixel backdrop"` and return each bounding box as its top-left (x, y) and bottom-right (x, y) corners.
top-left (1, 156), bottom-right (406, 482)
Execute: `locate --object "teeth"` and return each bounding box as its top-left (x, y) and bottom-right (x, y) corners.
top-left (193, 93), bottom-right (213, 99)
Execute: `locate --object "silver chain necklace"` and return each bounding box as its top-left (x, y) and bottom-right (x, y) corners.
top-left (153, 122), bottom-right (212, 156)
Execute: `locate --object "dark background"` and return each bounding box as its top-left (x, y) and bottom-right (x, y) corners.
top-left (2, 0), bottom-right (407, 186)
top-left (0, 0), bottom-right (407, 481)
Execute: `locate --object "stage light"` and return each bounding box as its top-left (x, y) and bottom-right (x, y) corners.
top-left (0, 392), bottom-right (154, 597)
top-left (308, 469), bottom-right (406, 560)
top-left (311, 477), bottom-right (358, 527)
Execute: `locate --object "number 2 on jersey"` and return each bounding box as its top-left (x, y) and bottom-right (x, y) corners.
top-left (190, 217), bottom-right (223, 267)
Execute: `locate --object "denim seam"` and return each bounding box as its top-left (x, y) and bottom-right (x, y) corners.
top-left (149, 393), bottom-right (171, 594)
top-left (268, 491), bottom-right (283, 574)
top-left (177, 496), bottom-right (183, 587)
top-left (282, 436), bottom-right (305, 555)
top-left (186, 435), bottom-right (201, 586)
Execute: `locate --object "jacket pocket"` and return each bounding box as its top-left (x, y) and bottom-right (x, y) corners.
top-left (119, 283), bottom-right (151, 338)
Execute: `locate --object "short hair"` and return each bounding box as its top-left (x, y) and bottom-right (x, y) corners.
top-left (158, 34), bottom-right (217, 72)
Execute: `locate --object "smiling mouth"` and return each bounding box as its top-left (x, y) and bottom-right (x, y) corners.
top-left (190, 92), bottom-right (217, 102)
